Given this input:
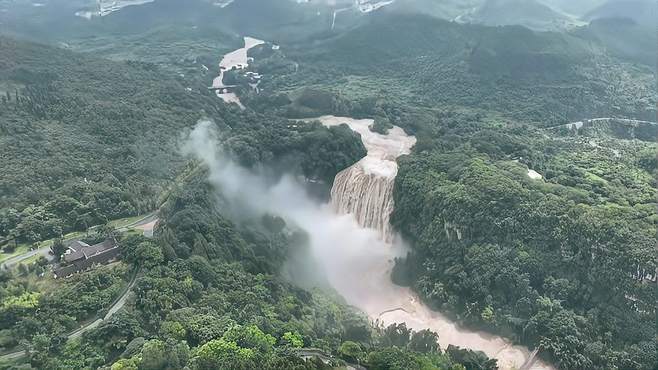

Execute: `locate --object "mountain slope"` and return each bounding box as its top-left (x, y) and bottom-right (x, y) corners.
top-left (463, 0), bottom-right (582, 30)
top-left (574, 17), bottom-right (657, 66)
top-left (0, 36), bottom-right (366, 243)
top-left (0, 35), bottom-right (214, 212)
top-left (0, 0), bottom-right (347, 44)
top-left (574, 0), bottom-right (657, 66)
top-left (283, 13), bottom-right (656, 125)
top-left (585, 0), bottom-right (657, 26)
top-left (539, 0), bottom-right (606, 17)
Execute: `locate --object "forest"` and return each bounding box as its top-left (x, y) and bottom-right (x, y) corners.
top-left (390, 114), bottom-right (656, 369)
top-left (0, 172), bottom-right (481, 370)
top-left (0, 1), bottom-right (656, 369)
top-left (0, 36), bottom-right (365, 246)
top-left (256, 13), bottom-right (656, 126)
top-left (0, 35), bottom-right (479, 369)
top-left (246, 12), bottom-right (657, 369)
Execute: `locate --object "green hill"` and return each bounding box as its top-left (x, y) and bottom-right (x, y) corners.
top-left (464, 0), bottom-right (580, 30)
top-left (281, 13), bottom-right (655, 125)
top-left (0, 36), bottom-right (365, 243)
top-left (574, 17), bottom-right (657, 66)
top-left (0, 0), bottom-right (343, 44)
top-left (585, 0), bottom-right (657, 26)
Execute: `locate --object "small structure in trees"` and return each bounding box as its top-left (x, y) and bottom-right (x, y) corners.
top-left (53, 238), bottom-right (120, 278)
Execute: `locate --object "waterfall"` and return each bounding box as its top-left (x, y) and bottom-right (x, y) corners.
top-left (306, 115), bottom-right (415, 242)
top-left (331, 161), bottom-right (396, 241)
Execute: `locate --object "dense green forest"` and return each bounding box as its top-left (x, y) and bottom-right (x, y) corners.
top-left (0, 36), bottom-right (365, 245)
top-left (0, 35), bottom-right (478, 369)
top-left (256, 13), bottom-right (655, 125)
top-left (245, 12), bottom-right (657, 370)
top-left (0, 1), bottom-right (656, 369)
top-left (0, 172), bottom-right (478, 370)
top-left (389, 110), bottom-right (656, 369)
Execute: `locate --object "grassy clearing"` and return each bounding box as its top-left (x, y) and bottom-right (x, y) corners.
top-left (122, 229), bottom-right (144, 238)
top-left (0, 245), bottom-right (29, 263)
top-left (108, 214), bottom-right (146, 229)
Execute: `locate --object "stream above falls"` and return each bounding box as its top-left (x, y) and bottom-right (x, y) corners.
top-left (211, 36), bottom-right (264, 109)
top-left (304, 116), bottom-right (553, 370)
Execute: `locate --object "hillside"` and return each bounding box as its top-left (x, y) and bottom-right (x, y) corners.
top-left (574, 17), bottom-right (657, 66)
top-left (463, 0), bottom-right (581, 30)
top-left (0, 35), bottom-right (212, 212)
top-left (0, 0), bottom-right (344, 44)
top-left (538, 0), bottom-right (606, 17)
top-left (0, 3), bottom-right (655, 370)
top-left (240, 14), bottom-right (658, 368)
top-left (0, 34), bottom-right (488, 370)
top-left (272, 13), bottom-right (656, 125)
top-left (585, 0), bottom-right (657, 26)
top-left (385, 0), bottom-right (483, 20)
top-left (0, 36), bottom-right (366, 244)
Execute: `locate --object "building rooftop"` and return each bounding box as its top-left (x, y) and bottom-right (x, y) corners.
top-left (62, 240), bottom-right (91, 263)
top-left (58, 238), bottom-right (120, 276)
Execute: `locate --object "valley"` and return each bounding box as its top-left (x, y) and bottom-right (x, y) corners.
top-left (0, 1), bottom-right (655, 369)
top-left (211, 36), bottom-right (265, 108)
top-left (304, 116), bottom-right (552, 370)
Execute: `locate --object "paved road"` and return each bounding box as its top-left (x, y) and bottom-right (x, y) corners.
top-left (0, 247), bottom-right (53, 270)
top-left (126, 213), bottom-right (159, 238)
top-left (118, 212), bottom-right (158, 233)
top-left (0, 213), bottom-right (155, 361)
top-left (69, 273), bottom-right (138, 339)
top-left (1, 272), bottom-right (138, 360)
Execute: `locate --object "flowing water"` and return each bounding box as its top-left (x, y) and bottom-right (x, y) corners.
top-left (316, 115), bottom-right (414, 241)
top-left (188, 111), bottom-right (554, 369)
top-left (212, 36), bottom-right (265, 108)
top-left (307, 115), bottom-right (553, 370)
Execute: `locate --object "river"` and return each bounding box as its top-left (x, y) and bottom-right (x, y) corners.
top-left (185, 115), bottom-right (553, 369)
top-left (212, 36), bottom-right (265, 108)
top-left (306, 116), bottom-right (553, 370)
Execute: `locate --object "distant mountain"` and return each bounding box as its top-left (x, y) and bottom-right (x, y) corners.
top-left (575, 17), bottom-right (656, 66)
top-left (386, 0), bottom-right (483, 20)
top-left (585, 0), bottom-right (657, 26)
top-left (0, 0), bottom-right (348, 43)
top-left (339, 0), bottom-right (587, 31)
top-left (461, 0), bottom-right (583, 30)
top-left (287, 12), bottom-right (655, 122)
top-left (538, 0), bottom-right (606, 17)
top-left (572, 0), bottom-right (656, 66)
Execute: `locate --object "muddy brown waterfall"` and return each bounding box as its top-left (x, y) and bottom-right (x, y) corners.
top-left (331, 164), bottom-right (396, 241)
top-left (313, 116), bottom-right (415, 241)
top-left (308, 115), bottom-right (553, 370)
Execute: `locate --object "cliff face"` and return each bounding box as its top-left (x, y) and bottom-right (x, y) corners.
top-left (309, 115), bottom-right (416, 241)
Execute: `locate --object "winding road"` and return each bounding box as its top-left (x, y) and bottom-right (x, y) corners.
top-left (68, 272), bottom-right (138, 339)
top-left (0, 247), bottom-right (53, 271)
top-left (0, 213), bottom-right (156, 362)
top-left (0, 272), bottom-right (138, 361)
